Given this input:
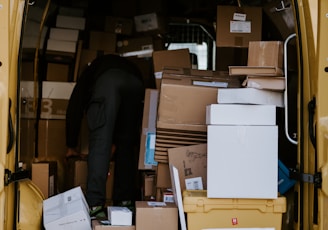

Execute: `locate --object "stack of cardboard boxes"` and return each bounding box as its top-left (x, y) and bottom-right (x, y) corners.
top-left (20, 2), bottom-right (292, 229)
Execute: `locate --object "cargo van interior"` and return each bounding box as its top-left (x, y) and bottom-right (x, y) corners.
top-left (17, 0), bottom-right (299, 229)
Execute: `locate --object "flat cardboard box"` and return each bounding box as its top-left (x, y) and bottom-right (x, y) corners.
top-left (89, 31), bottom-right (117, 53)
top-left (43, 186), bottom-right (91, 230)
top-left (217, 88), bottom-right (284, 107)
top-left (32, 161), bottom-right (57, 198)
top-left (183, 190), bottom-right (286, 230)
top-left (216, 5), bottom-right (262, 47)
top-left (135, 201), bottom-right (178, 230)
top-left (138, 89), bottom-right (158, 170)
top-left (167, 144), bottom-right (207, 191)
top-left (207, 125), bottom-right (278, 199)
top-left (242, 76), bottom-right (285, 91)
top-left (152, 49), bottom-right (191, 89)
top-left (56, 15), bottom-right (86, 30)
top-left (92, 220), bottom-right (135, 230)
top-left (228, 66), bottom-right (284, 76)
top-left (49, 27), bottom-right (79, 42)
top-left (206, 104), bottom-right (276, 125)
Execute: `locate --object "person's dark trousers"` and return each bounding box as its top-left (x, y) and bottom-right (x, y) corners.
top-left (85, 68), bottom-right (144, 207)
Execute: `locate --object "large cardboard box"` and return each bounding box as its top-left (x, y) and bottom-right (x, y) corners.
top-left (32, 161), bottom-right (57, 198)
top-left (43, 186), bottom-right (91, 230)
top-left (157, 68), bottom-right (241, 131)
top-left (138, 89), bottom-right (158, 170)
top-left (183, 190), bottom-right (286, 230)
top-left (168, 144), bottom-right (207, 191)
top-left (135, 201), bottom-right (178, 230)
top-left (206, 104), bottom-right (276, 125)
top-left (152, 49), bottom-right (191, 89)
top-left (207, 125), bottom-right (278, 199)
top-left (216, 5), bottom-right (262, 47)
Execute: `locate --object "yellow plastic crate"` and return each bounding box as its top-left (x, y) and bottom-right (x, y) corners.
top-left (183, 190), bottom-right (286, 230)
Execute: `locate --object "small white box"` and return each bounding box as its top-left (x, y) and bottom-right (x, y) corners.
top-left (108, 206), bottom-right (133, 226)
top-left (49, 27), bottom-right (79, 42)
top-left (206, 104), bottom-right (276, 125)
top-left (47, 39), bottom-right (77, 53)
top-left (217, 88), bottom-right (284, 107)
top-left (134, 13), bottom-right (159, 32)
top-left (43, 186), bottom-right (91, 230)
top-left (56, 15), bottom-right (86, 30)
top-left (207, 125), bottom-right (278, 199)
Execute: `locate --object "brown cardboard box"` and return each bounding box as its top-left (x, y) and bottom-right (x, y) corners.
top-left (135, 201), bottom-right (178, 230)
top-left (89, 31), bottom-right (117, 53)
top-left (168, 144), bottom-right (207, 191)
top-left (152, 49), bottom-right (191, 89)
top-left (92, 220), bottom-right (135, 230)
top-left (104, 16), bottom-right (134, 35)
top-left (32, 161), bottom-right (57, 198)
top-left (138, 88), bottom-right (158, 170)
top-left (46, 63), bottom-right (70, 82)
top-left (247, 41), bottom-right (284, 68)
top-left (65, 158), bottom-right (88, 193)
top-left (156, 162), bottom-right (171, 188)
top-left (216, 5), bottom-right (262, 47)
top-left (157, 68), bottom-right (241, 131)
top-left (38, 119), bottom-right (66, 158)
top-left (229, 41), bottom-right (284, 76)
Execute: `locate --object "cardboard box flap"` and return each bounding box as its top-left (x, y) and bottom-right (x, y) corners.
top-left (162, 68), bottom-right (242, 88)
top-left (229, 66), bottom-right (284, 76)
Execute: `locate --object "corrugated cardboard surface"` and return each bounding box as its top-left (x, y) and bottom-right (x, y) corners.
top-left (168, 144), bottom-right (207, 191)
top-left (32, 161), bottom-right (57, 198)
top-left (135, 201), bottom-right (178, 230)
top-left (92, 220), bottom-right (135, 229)
top-left (247, 41), bottom-right (284, 68)
top-left (89, 31), bottom-right (117, 52)
top-left (216, 5), bottom-right (262, 47)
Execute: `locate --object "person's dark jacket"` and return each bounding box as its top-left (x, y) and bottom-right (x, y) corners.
top-left (65, 54), bottom-right (143, 148)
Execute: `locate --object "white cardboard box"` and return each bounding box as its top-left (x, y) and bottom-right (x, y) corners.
top-left (49, 27), bottom-right (79, 42)
top-left (217, 88), bottom-right (284, 107)
top-left (206, 104), bottom-right (276, 125)
top-left (207, 125), bottom-right (278, 199)
top-left (47, 39), bottom-right (77, 53)
top-left (43, 186), bottom-right (91, 230)
top-left (56, 15), bottom-right (86, 30)
top-left (108, 206), bottom-right (133, 226)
